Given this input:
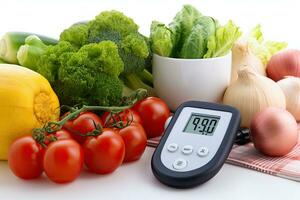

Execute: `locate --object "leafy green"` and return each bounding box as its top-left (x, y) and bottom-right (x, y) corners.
top-left (150, 5), bottom-right (240, 59)
top-left (204, 20), bottom-right (241, 58)
top-left (169, 4), bottom-right (202, 57)
top-left (150, 21), bottom-right (173, 57)
top-left (179, 24), bottom-right (207, 58)
top-left (180, 16), bottom-right (216, 58)
top-left (247, 25), bottom-right (287, 65)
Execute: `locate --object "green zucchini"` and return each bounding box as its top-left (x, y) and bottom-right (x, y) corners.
top-left (0, 32), bottom-right (58, 64)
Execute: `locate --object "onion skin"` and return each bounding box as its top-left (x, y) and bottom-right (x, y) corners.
top-left (267, 49), bottom-right (300, 81)
top-left (250, 107), bottom-right (298, 156)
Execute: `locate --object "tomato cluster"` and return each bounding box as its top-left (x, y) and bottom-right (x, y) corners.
top-left (8, 97), bottom-right (170, 183)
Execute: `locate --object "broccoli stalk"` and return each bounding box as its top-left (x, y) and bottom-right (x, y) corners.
top-left (17, 35), bottom-right (48, 70)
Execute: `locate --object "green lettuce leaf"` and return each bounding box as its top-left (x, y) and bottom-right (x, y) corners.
top-left (204, 20), bottom-right (241, 58)
top-left (179, 24), bottom-right (207, 58)
top-left (169, 4), bottom-right (202, 57)
top-left (248, 25), bottom-right (287, 65)
top-left (150, 21), bottom-right (173, 57)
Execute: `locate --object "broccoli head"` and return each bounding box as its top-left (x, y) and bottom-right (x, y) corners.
top-left (88, 10), bottom-right (138, 41)
top-left (37, 41), bottom-right (77, 84)
top-left (87, 10), bottom-right (153, 94)
top-left (57, 41), bottom-right (124, 106)
top-left (60, 23), bottom-right (89, 48)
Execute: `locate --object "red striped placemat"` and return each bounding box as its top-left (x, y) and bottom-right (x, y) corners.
top-left (147, 135), bottom-right (300, 182)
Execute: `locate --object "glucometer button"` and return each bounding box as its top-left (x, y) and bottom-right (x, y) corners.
top-left (167, 143), bottom-right (178, 152)
top-left (182, 145), bottom-right (193, 155)
top-left (197, 147), bottom-right (209, 157)
top-left (173, 158), bottom-right (187, 170)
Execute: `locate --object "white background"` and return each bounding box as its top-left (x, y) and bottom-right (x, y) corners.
top-left (1, 0), bottom-right (300, 199)
top-left (1, 0), bottom-right (300, 48)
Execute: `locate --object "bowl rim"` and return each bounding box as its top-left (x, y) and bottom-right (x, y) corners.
top-left (153, 51), bottom-right (232, 62)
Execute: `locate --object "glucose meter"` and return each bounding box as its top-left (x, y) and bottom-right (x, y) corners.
top-left (151, 101), bottom-right (241, 188)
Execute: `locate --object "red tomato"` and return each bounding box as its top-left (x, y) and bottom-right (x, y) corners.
top-left (133, 97), bottom-right (170, 138)
top-left (44, 129), bottom-right (73, 146)
top-left (54, 129), bottom-right (73, 140)
top-left (118, 123), bottom-right (147, 162)
top-left (101, 109), bottom-right (143, 127)
top-left (43, 140), bottom-right (83, 183)
top-left (63, 112), bottom-right (103, 144)
top-left (8, 136), bottom-right (43, 179)
top-left (83, 128), bottom-right (125, 174)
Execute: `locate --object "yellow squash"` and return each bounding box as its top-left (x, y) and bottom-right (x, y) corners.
top-left (0, 64), bottom-right (60, 160)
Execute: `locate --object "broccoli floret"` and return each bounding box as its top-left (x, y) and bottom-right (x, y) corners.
top-left (87, 10), bottom-right (153, 95)
top-left (37, 41), bottom-right (77, 84)
top-left (57, 41), bottom-right (124, 106)
top-left (88, 10), bottom-right (138, 41)
top-left (77, 42), bottom-right (124, 76)
top-left (60, 23), bottom-right (89, 48)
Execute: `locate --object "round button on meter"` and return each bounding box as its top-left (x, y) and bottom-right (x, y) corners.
top-left (181, 145), bottom-right (193, 155)
top-left (172, 158), bottom-right (188, 170)
top-left (167, 143), bottom-right (178, 152)
top-left (197, 147), bottom-right (209, 157)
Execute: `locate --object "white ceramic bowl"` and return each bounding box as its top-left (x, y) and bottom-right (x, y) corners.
top-left (153, 53), bottom-right (232, 111)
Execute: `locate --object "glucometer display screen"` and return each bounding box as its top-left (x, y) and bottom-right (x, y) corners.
top-left (183, 113), bottom-right (220, 136)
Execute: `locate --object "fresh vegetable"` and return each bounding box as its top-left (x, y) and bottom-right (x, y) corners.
top-left (267, 49), bottom-right (300, 81)
top-left (223, 67), bottom-right (286, 127)
top-left (60, 23), bottom-right (88, 48)
top-left (203, 20), bottom-right (241, 58)
top-left (231, 41), bottom-right (265, 82)
top-left (133, 97), bottom-right (170, 138)
top-left (277, 77), bottom-right (300, 121)
top-left (169, 4), bottom-right (202, 56)
top-left (250, 107), bottom-right (298, 156)
top-left (0, 32), bottom-right (58, 63)
top-left (247, 25), bottom-right (287, 66)
top-left (18, 38), bottom-right (124, 106)
top-left (101, 108), bottom-right (143, 127)
top-left (43, 140), bottom-right (83, 183)
top-left (0, 64), bottom-right (60, 160)
top-left (17, 11), bottom-right (154, 106)
top-left (53, 129), bottom-right (73, 140)
top-left (118, 123), bottom-right (147, 162)
top-left (150, 21), bottom-right (174, 57)
top-left (17, 35), bottom-right (48, 71)
top-left (8, 136), bottom-right (44, 179)
top-left (87, 11), bottom-right (154, 95)
top-left (83, 128), bottom-right (125, 174)
top-left (63, 111), bottom-right (103, 144)
top-left (150, 5), bottom-right (241, 59)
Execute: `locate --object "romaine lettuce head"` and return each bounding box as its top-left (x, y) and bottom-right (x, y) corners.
top-left (169, 4), bottom-right (202, 57)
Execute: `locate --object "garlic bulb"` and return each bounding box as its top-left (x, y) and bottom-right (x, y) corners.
top-left (277, 76), bottom-right (300, 121)
top-left (223, 67), bottom-right (286, 127)
top-left (231, 41), bottom-right (265, 83)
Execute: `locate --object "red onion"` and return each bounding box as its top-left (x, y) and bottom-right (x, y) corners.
top-left (250, 107), bottom-right (298, 156)
top-left (266, 49), bottom-right (300, 81)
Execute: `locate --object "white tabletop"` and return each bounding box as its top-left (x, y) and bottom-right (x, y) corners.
top-left (1, 0), bottom-right (300, 199)
top-left (1, 147), bottom-right (300, 200)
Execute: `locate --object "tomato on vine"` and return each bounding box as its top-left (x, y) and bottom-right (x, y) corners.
top-left (8, 136), bottom-right (44, 179)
